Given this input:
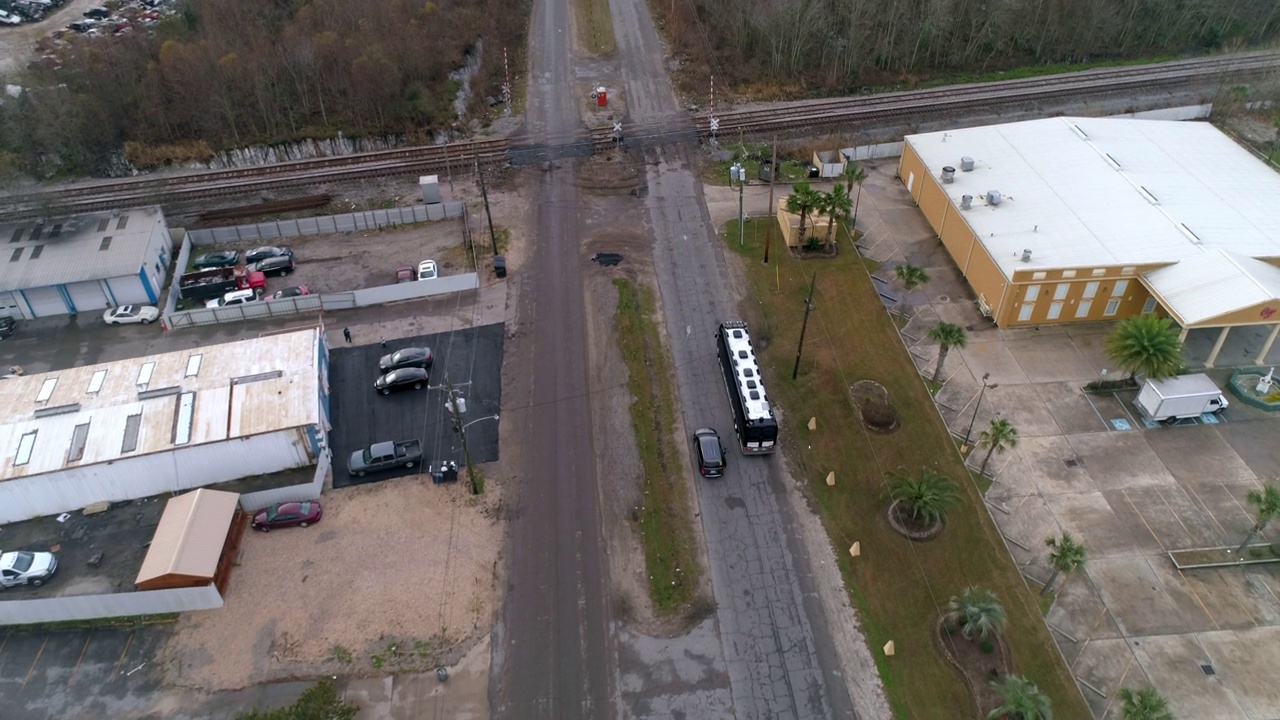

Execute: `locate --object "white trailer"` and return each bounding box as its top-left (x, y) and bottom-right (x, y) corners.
top-left (1135, 374), bottom-right (1229, 422)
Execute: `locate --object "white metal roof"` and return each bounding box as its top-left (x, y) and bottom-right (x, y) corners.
top-left (0, 207), bottom-right (165, 289)
top-left (0, 327), bottom-right (321, 482)
top-left (906, 117), bottom-right (1280, 324)
top-left (1142, 249), bottom-right (1280, 326)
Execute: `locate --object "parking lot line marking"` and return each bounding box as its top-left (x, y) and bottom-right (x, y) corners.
top-left (0, 633), bottom-right (8, 657)
top-left (110, 632), bottom-right (134, 682)
top-left (67, 633), bottom-right (92, 687)
top-left (1178, 569), bottom-right (1220, 630)
top-left (1152, 486), bottom-right (1197, 546)
top-left (1082, 392), bottom-right (1109, 430)
top-left (1123, 489), bottom-right (1167, 552)
top-left (20, 637), bottom-right (47, 690)
top-left (1183, 484), bottom-right (1229, 537)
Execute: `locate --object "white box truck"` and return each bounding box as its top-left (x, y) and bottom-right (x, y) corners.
top-left (1135, 374), bottom-right (1229, 422)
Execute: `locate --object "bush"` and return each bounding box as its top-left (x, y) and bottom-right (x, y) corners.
top-left (236, 680), bottom-right (357, 720)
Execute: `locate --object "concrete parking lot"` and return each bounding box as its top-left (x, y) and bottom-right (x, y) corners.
top-left (850, 159), bottom-right (1280, 720)
top-left (328, 324), bottom-right (504, 488)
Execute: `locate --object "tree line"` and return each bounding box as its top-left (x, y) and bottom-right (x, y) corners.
top-left (659, 0), bottom-right (1280, 96)
top-left (0, 0), bottom-right (527, 177)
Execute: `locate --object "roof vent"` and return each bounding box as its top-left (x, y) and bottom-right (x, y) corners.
top-left (941, 166), bottom-right (956, 184)
top-left (960, 156), bottom-right (975, 172)
top-left (1021, 249), bottom-right (1032, 262)
top-left (961, 195), bottom-right (973, 210)
top-left (987, 190), bottom-right (1002, 206)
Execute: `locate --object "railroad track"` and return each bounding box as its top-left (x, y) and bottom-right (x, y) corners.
top-left (2, 50), bottom-right (1277, 217)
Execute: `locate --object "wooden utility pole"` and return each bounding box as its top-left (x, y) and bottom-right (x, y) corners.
top-left (764, 136), bottom-right (777, 264)
top-left (445, 375), bottom-right (482, 495)
top-left (792, 271), bottom-right (817, 380)
top-left (474, 150), bottom-right (499, 256)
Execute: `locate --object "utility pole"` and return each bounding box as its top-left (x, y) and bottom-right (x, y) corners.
top-left (445, 375), bottom-right (483, 494)
top-left (764, 135), bottom-right (777, 264)
top-left (792, 271), bottom-right (817, 380)
top-left (731, 163), bottom-right (745, 247)
top-left (474, 150), bottom-right (499, 256)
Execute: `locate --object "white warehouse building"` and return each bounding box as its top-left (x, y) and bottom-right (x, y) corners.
top-left (0, 206), bottom-right (173, 319)
top-left (0, 327), bottom-right (332, 523)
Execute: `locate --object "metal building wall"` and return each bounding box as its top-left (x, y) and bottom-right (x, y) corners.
top-left (0, 583), bottom-right (223, 625)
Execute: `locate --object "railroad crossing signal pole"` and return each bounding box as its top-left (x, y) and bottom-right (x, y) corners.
top-left (792, 271), bottom-right (817, 380)
top-left (764, 136), bottom-right (777, 264)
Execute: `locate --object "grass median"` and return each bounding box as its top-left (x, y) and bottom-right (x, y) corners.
top-left (723, 218), bottom-right (1089, 718)
top-left (613, 278), bottom-right (700, 614)
top-left (573, 0), bottom-right (616, 56)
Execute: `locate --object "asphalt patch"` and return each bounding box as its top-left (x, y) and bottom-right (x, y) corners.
top-left (329, 324), bottom-right (504, 488)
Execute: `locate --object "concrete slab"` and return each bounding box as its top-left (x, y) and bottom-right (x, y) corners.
top-left (1063, 432), bottom-right (1176, 491)
top-left (1129, 633), bottom-right (1248, 720)
top-left (1218, 420), bottom-right (1280, 480)
top-left (1089, 558), bottom-right (1190, 636)
top-left (1197, 627), bottom-right (1280, 720)
top-left (1038, 382), bottom-right (1111, 435)
top-left (1180, 567), bottom-right (1280, 632)
top-left (998, 436), bottom-right (1097, 496)
top-left (1112, 485), bottom-right (1223, 551)
top-left (955, 341), bottom-right (1030, 387)
top-left (1181, 482), bottom-right (1264, 543)
top-left (1082, 393), bottom-right (1142, 432)
top-left (1063, 325), bottom-right (1115, 376)
top-left (1045, 568), bottom-right (1122, 647)
top-left (1144, 426), bottom-right (1257, 486)
top-left (1007, 334), bottom-right (1098, 383)
top-left (985, 383), bottom-right (1062, 438)
top-left (1142, 558), bottom-right (1218, 633)
top-left (1044, 492), bottom-right (1163, 558)
top-left (1068, 637), bottom-right (1138, 718)
top-left (985, 493), bottom-right (1056, 566)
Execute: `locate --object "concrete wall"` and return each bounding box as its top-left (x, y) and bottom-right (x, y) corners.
top-left (0, 583), bottom-right (223, 625)
top-left (186, 203), bottom-right (464, 245)
top-left (239, 447), bottom-right (330, 512)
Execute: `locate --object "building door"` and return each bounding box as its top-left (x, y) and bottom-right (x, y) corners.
top-left (21, 286), bottom-right (68, 317)
top-left (0, 292), bottom-right (20, 319)
top-left (65, 280), bottom-right (110, 312)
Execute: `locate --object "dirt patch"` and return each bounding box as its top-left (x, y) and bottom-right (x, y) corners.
top-left (160, 475), bottom-right (505, 691)
top-left (850, 380), bottom-right (900, 434)
top-left (885, 498), bottom-right (945, 542)
top-left (934, 619), bottom-right (1013, 718)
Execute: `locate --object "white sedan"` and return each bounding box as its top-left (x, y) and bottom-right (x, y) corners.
top-left (103, 305), bottom-right (160, 325)
top-left (417, 259), bottom-right (438, 281)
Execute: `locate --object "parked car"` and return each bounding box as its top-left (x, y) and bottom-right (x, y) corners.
top-left (192, 250), bottom-right (240, 269)
top-left (395, 267), bottom-right (415, 284)
top-left (245, 246), bottom-right (293, 263)
top-left (251, 501), bottom-right (322, 532)
top-left (0, 316), bottom-right (15, 340)
top-left (417, 259), bottom-right (438, 281)
top-left (272, 285), bottom-right (310, 299)
top-left (83, 7), bottom-right (110, 18)
top-left (374, 367), bottom-right (429, 394)
top-left (103, 304), bottom-right (159, 325)
top-left (250, 255), bottom-right (295, 277)
top-left (694, 428), bottom-right (726, 478)
top-left (0, 10), bottom-right (22, 24)
top-left (348, 439), bottom-right (423, 477)
top-left (206, 288), bottom-right (260, 309)
top-left (0, 550), bottom-right (57, 589)
top-left (378, 346), bottom-right (434, 372)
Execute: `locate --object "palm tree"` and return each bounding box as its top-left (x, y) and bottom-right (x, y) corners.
top-left (785, 181), bottom-right (822, 243)
top-left (1104, 314), bottom-right (1183, 380)
top-left (1118, 687), bottom-right (1174, 720)
top-left (893, 263), bottom-right (929, 314)
top-left (977, 418), bottom-right (1019, 476)
top-left (1235, 484), bottom-right (1280, 556)
top-left (1043, 532), bottom-right (1087, 596)
top-left (944, 586), bottom-right (1007, 641)
top-left (823, 182), bottom-right (852, 246)
top-left (844, 162), bottom-right (868, 229)
top-left (988, 675), bottom-right (1053, 720)
top-left (928, 322), bottom-right (967, 384)
top-left (887, 468), bottom-right (961, 526)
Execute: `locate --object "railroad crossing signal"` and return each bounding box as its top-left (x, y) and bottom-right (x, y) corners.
top-left (709, 116), bottom-right (720, 146)
top-left (612, 122), bottom-right (623, 143)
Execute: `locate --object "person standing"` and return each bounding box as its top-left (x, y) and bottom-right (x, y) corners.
top-left (342, 327), bottom-right (352, 344)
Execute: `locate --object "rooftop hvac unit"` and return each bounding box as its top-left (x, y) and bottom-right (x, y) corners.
top-left (1021, 249), bottom-right (1032, 262)
top-left (941, 166), bottom-right (956, 183)
top-left (961, 195), bottom-right (973, 210)
top-left (960, 156), bottom-right (975, 172)
top-left (986, 190), bottom-right (1002, 206)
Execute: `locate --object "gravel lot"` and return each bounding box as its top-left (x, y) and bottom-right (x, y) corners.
top-left (160, 476), bottom-right (504, 691)
top-left (0, 0), bottom-right (101, 74)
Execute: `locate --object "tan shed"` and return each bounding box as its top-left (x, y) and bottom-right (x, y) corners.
top-left (135, 488), bottom-right (244, 591)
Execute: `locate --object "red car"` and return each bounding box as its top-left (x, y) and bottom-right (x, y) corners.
top-left (395, 267), bottom-right (415, 284)
top-left (252, 501), bottom-right (323, 532)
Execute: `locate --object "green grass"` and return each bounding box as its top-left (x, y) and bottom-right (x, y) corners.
top-left (3, 613), bottom-right (179, 633)
top-left (702, 142), bottom-right (813, 186)
top-left (722, 218), bottom-right (1089, 719)
top-left (573, 0), bottom-right (615, 56)
top-left (905, 55), bottom-right (1176, 91)
top-left (613, 278), bottom-right (701, 613)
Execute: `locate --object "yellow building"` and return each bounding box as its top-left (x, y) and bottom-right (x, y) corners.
top-left (899, 117), bottom-right (1280, 366)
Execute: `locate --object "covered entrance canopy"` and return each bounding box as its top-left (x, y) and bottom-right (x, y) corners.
top-left (1142, 249), bottom-right (1280, 368)
top-left (135, 488), bottom-right (241, 591)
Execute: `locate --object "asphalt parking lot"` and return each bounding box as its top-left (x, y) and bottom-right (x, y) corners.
top-left (328, 323), bottom-right (504, 488)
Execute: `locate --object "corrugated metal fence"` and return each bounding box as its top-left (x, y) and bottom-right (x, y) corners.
top-left (186, 202), bottom-right (464, 245)
top-left (0, 584), bottom-right (223, 625)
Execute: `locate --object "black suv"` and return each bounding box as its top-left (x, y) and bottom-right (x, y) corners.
top-left (0, 316), bottom-right (15, 341)
top-left (694, 428), bottom-right (726, 478)
top-left (378, 347), bottom-right (434, 372)
top-left (374, 367), bottom-right (429, 395)
top-left (250, 255), bottom-right (295, 277)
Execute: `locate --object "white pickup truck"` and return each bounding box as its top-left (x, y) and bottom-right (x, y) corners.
top-left (0, 550), bottom-right (58, 589)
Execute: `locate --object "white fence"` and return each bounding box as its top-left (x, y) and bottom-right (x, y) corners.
top-left (186, 203), bottom-right (464, 245)
top-left (0, 584), bottom-right (223, 626)
top-left (239, 448), bottom-right (330, 512)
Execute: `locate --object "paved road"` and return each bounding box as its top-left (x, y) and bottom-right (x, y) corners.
top-left (493, 0), bottom-right (613, 714)
top-left (605, 0), bottom-right (859, 716)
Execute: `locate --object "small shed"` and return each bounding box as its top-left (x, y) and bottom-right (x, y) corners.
top-left (812, 150), bottom-right (847, 178)
top-left (135, 489), bottom-right (244, 592)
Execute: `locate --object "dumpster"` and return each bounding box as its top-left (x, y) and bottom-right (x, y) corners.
top-left (493, 255), bottom-right (507, 278)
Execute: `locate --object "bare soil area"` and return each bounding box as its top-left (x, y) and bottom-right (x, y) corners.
top-left (160, 475), bottom-right (505, 691)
